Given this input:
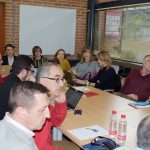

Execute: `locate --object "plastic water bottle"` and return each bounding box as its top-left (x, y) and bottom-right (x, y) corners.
top-left (109, 110), bottom-right (118, 139)
top-left (117, 114), bottom-right (127, 145)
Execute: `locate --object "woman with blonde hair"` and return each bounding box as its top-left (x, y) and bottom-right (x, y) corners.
top-left (53, 49), bottom-right (71, 72)
top-left (72, 47), bottom-right (100, 80)
top-left (74, 51), bottom-right (121, 91)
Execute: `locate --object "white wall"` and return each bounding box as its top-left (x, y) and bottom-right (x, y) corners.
top-left (19, 4), bottom-right (76, 55)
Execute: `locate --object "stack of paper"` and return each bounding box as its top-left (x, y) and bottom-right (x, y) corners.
top-left (68, 125), bottom-right (108, 140)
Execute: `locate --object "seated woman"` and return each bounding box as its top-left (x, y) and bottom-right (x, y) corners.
top-left (72, 47), bottom-right (100, 80)
top-left (53, 49), bottom-right (71, 72)
top-left (2, 44), bottom-right (17, 65)
top-left (74, 51), bottom-right (121, 91)
top-left (32, 46), bottom-right (48, 68)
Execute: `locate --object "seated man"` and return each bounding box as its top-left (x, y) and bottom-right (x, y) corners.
top-left (0, 81), bottom-right (50, 150)
top-left (35, 63), bottom-right (79, 150)
top-left (0, 55), bottom-right (35, 120)
top-left (120, 55), bottom-right (150, 101)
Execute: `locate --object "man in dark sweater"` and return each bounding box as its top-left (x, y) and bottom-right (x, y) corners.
top-left (0, 55), bottom-right (34, 120)
top-left (120, 55), bottom-right (150, 101)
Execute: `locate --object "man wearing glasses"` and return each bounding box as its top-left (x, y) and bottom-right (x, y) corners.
top-left (35, 63), bottom-right (79, 150)
top-left (0, 55), bottom-right (35, 120)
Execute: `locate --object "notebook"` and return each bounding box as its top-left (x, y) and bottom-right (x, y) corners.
top-left (64, 71), bottom-right (84, 86)
top-left (0, 65), bottom-right (12, 75)
top-left (129, 100), bottom-right (150, 109)
top-left (66, 87), bottom-right (83, 110)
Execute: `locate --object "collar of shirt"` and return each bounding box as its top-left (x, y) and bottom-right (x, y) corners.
top-left (8, 56), bottom-right (14, 65)
top-left (5, 112), bottom-right (35, 137)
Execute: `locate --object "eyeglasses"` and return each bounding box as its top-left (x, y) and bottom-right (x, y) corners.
top-left (25, 68), bottom-right (35, 74)
top-left (91, 136), bottom-right (118, 149)
top-left (42, 77), bottom-right (65, 84)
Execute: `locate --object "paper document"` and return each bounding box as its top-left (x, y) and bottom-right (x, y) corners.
top-left (72, 86), bottom-right (90, 92)
top-left (68, 125), bottom-right (108, 140)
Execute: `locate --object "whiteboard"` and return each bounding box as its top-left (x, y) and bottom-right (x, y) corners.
top-left (19, 5), bottom-right (76, 55)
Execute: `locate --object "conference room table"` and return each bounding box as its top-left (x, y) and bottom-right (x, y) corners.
top-left (59, 86), bottom-right (150, 149)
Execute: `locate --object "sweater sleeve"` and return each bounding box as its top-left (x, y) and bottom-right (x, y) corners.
top-left (90, 68), bottom-right (117, 90)
top-left (62, 59), bottom-right (71, 72)
top-left (120, 70), bottom-right (134, 93)
top-left (34, 102), bottom-right (67, 150)
top-left (50, 101), bottom-right (67, 127)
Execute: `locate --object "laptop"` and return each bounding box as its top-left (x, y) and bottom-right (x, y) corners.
top-left (0, 65), bottom-right (12, 75)
top-left (64, 71), bottom-right (84, 86)
top-left (66, 87), bottom-right (83, 110)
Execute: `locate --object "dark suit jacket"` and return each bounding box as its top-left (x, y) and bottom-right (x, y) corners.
top-left (2, 55), bottom-right (17, 65)
top-left (0, 73), bottom-right (21, 120)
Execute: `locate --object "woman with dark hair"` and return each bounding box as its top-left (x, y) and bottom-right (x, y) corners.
top-left (74, 51), bottom-right (121, 91)
top-left (53, 49), bottom-right (71, 72)
top-left (2, 44), bottom-right (17, 65)
top-left (72, 47), bottom-right (100, 80)
top-left (32, 46), bottom-right (48, 68)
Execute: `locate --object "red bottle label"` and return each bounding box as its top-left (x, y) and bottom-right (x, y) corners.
top-left (118, 135), bottom-right (126, 140)
top-left (109, 130), bottom-right (117, 135)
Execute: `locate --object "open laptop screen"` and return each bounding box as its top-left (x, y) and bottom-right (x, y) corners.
top-left (66, 87), bottom-right (83, 110)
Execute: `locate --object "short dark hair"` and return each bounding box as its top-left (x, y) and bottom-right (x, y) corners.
top-left (5, 44), bottom-right (15, 51)
top-left (8, 81), bottom-right (49, 113)
top-left (137, 115), bottom-right (150, 150)
top-left (32, 46), bottom-right (42, 55)
top-left (12, 55), bottom-right (34, 75)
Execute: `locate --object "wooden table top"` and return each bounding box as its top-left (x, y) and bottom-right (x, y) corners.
top-left (59, 86), bottom-right (150, 148)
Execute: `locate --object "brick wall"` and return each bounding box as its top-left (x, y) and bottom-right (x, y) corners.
top-left (2, 0), bottom-right (88, 55)
top-left (96, 0), bottom-right (116, 3)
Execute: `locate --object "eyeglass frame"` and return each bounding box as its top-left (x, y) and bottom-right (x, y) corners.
top-left (42, 77), bottom-right (65, 83)
top-left (91, 136), bottom-right (118, 148)
top-left (25, 68), bottom-right (35, 74)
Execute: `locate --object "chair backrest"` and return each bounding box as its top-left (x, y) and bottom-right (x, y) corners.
top-left (114, 75), bottom-right (121, 92)
top-left (0, 65), bottom-right (12, 76)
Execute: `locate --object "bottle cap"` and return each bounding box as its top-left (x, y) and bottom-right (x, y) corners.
top-left (112, 110), bottom-right (117, 114)
top-left (121, 114), bottom-right (126, 118)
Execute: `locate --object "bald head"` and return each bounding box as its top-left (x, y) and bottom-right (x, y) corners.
top-left (143, 55), bottom-right (150, 74)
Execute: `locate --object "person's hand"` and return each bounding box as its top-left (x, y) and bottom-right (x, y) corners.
top-left (54, 91), bottom-right (66, 103)
top-left (26, 76), bottom-right (36, 82)
top-left (73, 78), bottom-right (86, 85)
top-left (127, 94), bottom-right (138, 100)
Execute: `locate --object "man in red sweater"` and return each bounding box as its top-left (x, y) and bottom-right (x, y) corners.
top-left (34, 63), bottom-right (67, 150)
top-left (120, 55), bottom-right (150, 101)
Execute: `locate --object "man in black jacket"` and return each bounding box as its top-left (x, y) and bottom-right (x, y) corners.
top-left (0, 55), bottom-right (34, 120)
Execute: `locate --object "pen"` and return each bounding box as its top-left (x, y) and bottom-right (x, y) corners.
top-left (86, 128), bottom-right (98, 132)
top-left (128, 103), bottom-right (137, 109)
